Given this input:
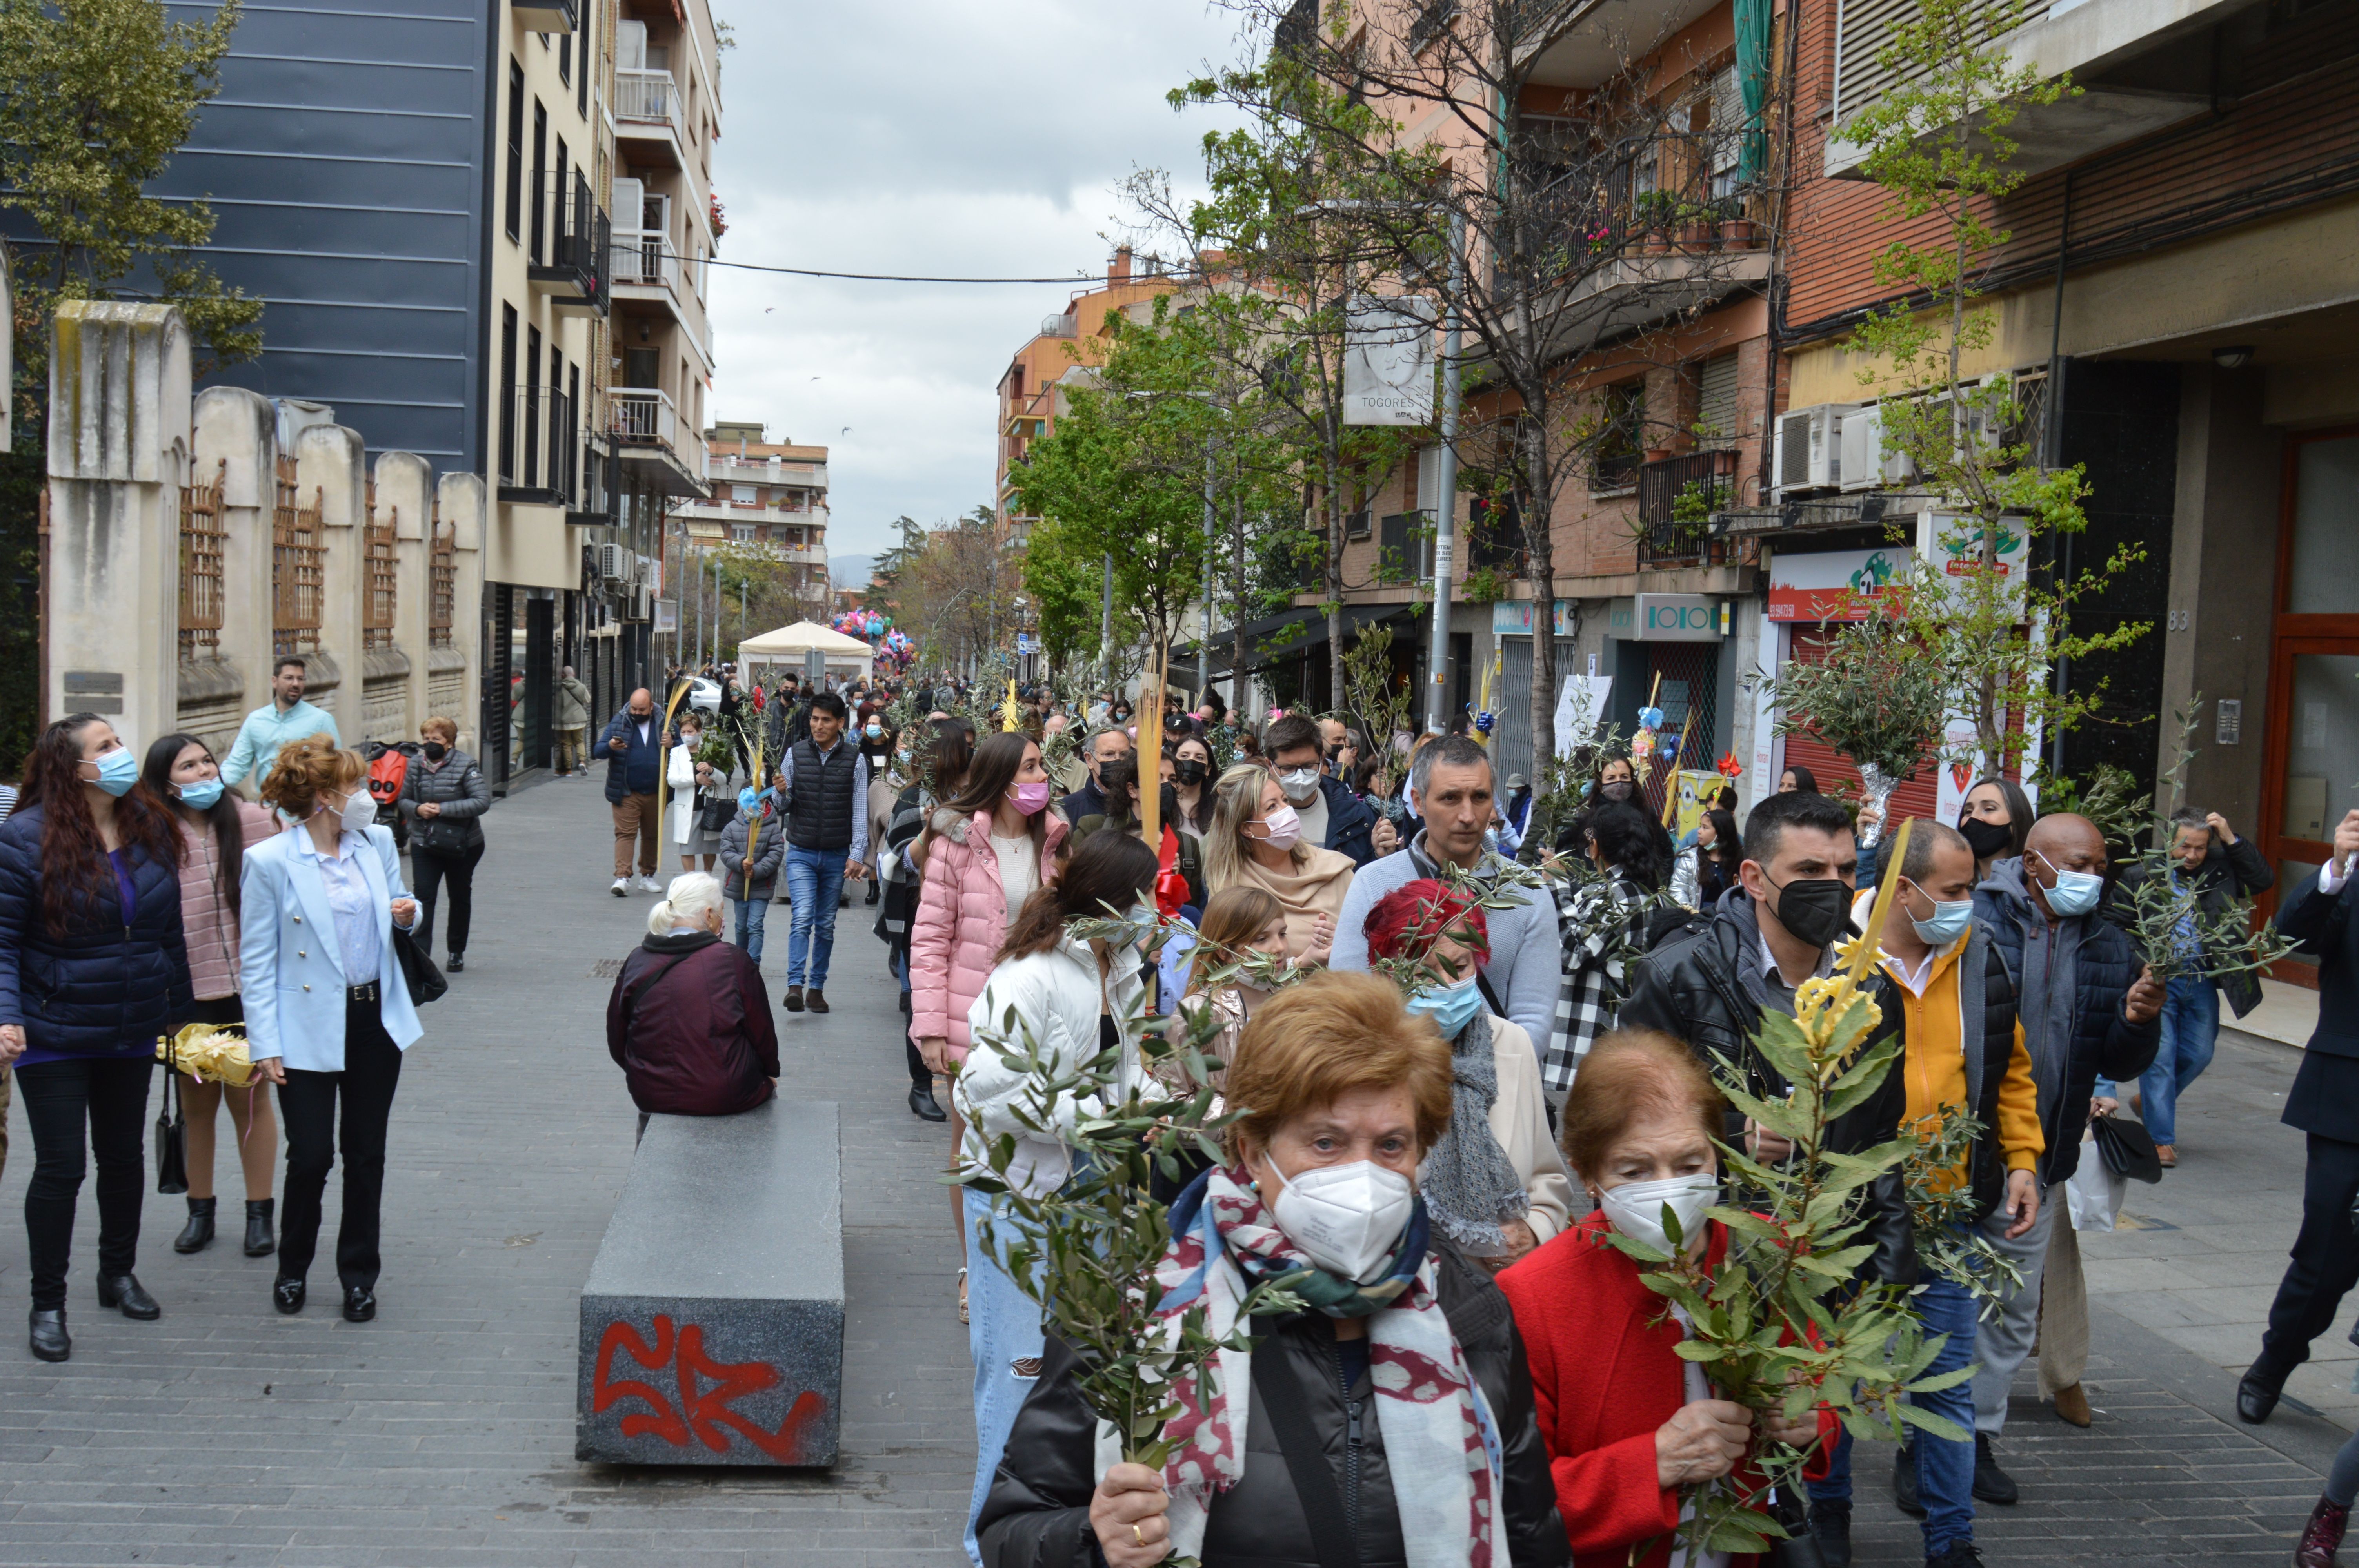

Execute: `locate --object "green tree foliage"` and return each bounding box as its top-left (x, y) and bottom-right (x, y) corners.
top-left (1844, 0), bottom-right (2147, 777)
top-left (1020, 513), bottom-right (1107, 682)
top-left (1747, 612), bottom-right (1950, 812)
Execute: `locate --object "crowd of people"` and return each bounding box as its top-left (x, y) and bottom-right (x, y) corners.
top-left (9, 653), bottom-right (2359, 1568)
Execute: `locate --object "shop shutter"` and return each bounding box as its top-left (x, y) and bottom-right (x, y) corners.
top-left (1779, 627), bottom-right (1941, 827)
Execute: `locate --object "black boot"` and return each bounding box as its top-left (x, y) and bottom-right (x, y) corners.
top-left (173, 1196), bottom-right (217, 1254)
top-left (244, 1199), bottom-right (276, 1258)
top-left (1972, 1432), bottom-right (2019, 1504)
top-left (1810, 1499), bottom-right (1852, 1568)
top-left (908, 1083), bottom-right (946, 1122)
top-left (1894, 1441), bottom-right (1924, 1517)
top-left (96, 1274), bottom-right (160, 1320)
top-left (28, 1308), bottom-right (69, 1363)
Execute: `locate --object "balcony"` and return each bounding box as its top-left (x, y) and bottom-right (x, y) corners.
top-left (530, 172), bottom-right (609, 316)
top-left (1501, 129), bottom-right (1774, 358)
top-left (609, 387), bottom-right (709, 499)
top-left (609, 229), bottom-right (674, 291)
top-left (706, 453), bottom-right (829, 491)
top-left (497, 385), bottom-right (580, 507)
top-left (1635, 448), bottom-right (1742, 568)
top-left (1823, 0), bottom-right (2239, 180)
top-left (513, 0), bottom-right (575, 31)
top-left (614, 69), bottom-right (684, 168)
top-left (1511, 0), bottom-right (1722, 89)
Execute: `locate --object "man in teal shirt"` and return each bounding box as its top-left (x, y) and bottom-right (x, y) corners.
top-left (220, 656), bottom-right (342, 788)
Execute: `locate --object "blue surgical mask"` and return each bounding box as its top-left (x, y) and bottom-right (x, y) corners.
top-left (1408, 971), bottom-right (1485, 1038)
top-left (2033, 852), bottom-right (2105, 916)
top-left (177, 778), bottom-right (225, 811)
top-left (1903, 878), bottom-right (1974, 947)
top-left (91, 749), bottom-right (140, 798)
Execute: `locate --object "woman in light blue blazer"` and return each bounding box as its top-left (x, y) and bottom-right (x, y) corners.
top-left (241, 736), bottom-right (423, 1323)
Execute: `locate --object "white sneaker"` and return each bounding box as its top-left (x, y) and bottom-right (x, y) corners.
top-left (634, 875), bottom-right (662, 893)
top-left (611, 877), bottom-right (629, 897)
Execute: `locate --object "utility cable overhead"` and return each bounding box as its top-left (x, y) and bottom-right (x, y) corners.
top-left (671, 252), bottom-right (1137, 285)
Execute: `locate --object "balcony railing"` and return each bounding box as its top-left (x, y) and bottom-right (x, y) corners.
top-left (1500, 127), bottom-right (1765, 291)
top-left (611, 386), bottom-right (680, 452)
top-left (1636, 448), bottom-right (1742, 568)
top-left (498, 385), bottom-right (578, 505)
top-left (614, 69), bottom-right (678, 127)
top-left (609, 230), bottom-right (674, 290)
top-left (531, 171), bottom-right (609, 314)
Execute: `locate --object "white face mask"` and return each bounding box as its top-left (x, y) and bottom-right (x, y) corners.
top-left (1266, 1157), bottom-right (1416, 1284)
top-left (1597, 1172), bottom-right (1719, 1256)
top-left (1276, 766), bottom-right (1321, 803)
top-left (327, 788), bottom-right (374, 835)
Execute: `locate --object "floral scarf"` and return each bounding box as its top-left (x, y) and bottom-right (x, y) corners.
top-left (1139, 1163), bottom-right (1505, 1566)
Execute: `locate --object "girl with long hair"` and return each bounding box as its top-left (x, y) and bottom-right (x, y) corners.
top-left (0, 715), bottom-right (194, 1361)
top-left (142, 733), bottom-right (281, 1258)
top-left (1169, 735), bottom-right (1216, 837)
top-left (1670, 806), bottom-right (1744, 911)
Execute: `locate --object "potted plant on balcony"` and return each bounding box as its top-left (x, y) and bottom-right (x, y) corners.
top-left (1676, 198), bottom-right (1719, 252)
top-left (1633, 190), bottom-right (1681, 254)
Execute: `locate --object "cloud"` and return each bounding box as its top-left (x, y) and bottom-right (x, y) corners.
top-left (706, 1), bottom-right (1252, 559)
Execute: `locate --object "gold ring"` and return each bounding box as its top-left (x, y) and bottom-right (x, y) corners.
top-left (1132, 1523), bottom-right (1147, 1547)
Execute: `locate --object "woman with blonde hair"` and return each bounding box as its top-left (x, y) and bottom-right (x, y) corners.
top-left (242, 735), bottom-right (423, 1324)
top-left (1201, 763), bottom-right (1354, 967)
top-left (1168, 885), bottom-right (1290, 1092)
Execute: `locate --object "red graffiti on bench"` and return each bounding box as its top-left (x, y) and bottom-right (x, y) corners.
top-left (592, 1314), bottom-right (827, 1461)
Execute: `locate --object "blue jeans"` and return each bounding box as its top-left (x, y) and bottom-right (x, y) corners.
top-left (2140, 975), bottom-right (2219, 1147)
top-left (1807, 1269), bottom-right (1979, 1557)
top-left (729, 896), bottom-right (768, 965)
top-left (964, 1185), bottom-right (1046, 1567)
top-left (782, 846), bottom-right (847, 989)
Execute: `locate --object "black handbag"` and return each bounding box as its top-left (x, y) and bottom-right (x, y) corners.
top-left (2091, 1111), bottom-right (2163, 1184)
top-left (699, 792), bottom-right (738, 833)
top-left (1763, 1481), bottom-right (1826, 1568)
top-left (393, 925), bottom-right (448, 1007)
top-left (154, 1050), bottom-right (188, 1195)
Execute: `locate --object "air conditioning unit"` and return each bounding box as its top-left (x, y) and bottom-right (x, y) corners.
top-left (631, 584), bottom-right (651, 621)
top-left (1837, 406), bottom-right (1917, 492)
top-left (1772, 404), bottom-right (1856, 498)
top-left (596, 542), bottom-right (629, 584)
top-left (635, 554), bottom-right (656, 586)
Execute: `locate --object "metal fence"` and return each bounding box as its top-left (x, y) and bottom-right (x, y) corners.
top-left (179, 458), bottom-right (227, 658)
top-left (272, 456), bottom-right (324, 653)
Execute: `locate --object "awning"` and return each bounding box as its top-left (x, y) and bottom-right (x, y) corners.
top-left (1168, 601), bottom-right (1420, 682)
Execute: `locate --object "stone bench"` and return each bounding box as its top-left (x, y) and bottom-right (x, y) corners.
top-left (576, 1098), bottom-right (843, 1467)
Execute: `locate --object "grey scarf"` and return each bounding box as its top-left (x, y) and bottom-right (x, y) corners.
top-left (1419, 1009), bottom-right (1530, 1256)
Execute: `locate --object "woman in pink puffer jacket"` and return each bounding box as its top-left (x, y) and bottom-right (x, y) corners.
top-left (908, 731), bottom-right (1063, 1306)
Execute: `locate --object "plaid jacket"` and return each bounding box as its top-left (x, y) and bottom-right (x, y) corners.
top-left (1544, 873), bottom-right (1654, 1097)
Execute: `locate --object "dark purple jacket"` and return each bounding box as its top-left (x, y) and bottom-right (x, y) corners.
top-left (605, 930), bottom-right (778, 1116)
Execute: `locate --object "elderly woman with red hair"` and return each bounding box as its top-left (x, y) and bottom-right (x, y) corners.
top-left (1498, 1029), bottom-right (1837, 1568)
top-left (1365, 879), bottom-right (1573, 1269)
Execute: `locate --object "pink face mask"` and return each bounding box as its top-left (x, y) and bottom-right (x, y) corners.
top-left (1254, 802), bottom-right (1303, 850)
top-left (1010, 779), bottom-right (1053, 816)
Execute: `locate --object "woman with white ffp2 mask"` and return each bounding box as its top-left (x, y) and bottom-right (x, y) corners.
top-left (1493, 1029), bottom-right (1836, 1568)
top-left (976, 971), bottom-right (1570, 1568)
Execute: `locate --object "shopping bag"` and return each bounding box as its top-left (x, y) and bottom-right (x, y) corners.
top-left (2064, 1131), bottom-right (2125, 1233)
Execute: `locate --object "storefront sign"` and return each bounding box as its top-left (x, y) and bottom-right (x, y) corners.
top-left (1632, 593), bottom-right (1724, 641)
top-left (1765, 546), bottom-right (1913, 622)
top-left (1491, 599), bottom-right (1576, 636)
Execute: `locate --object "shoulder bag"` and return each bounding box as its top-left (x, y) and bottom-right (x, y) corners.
top-left (393, 924), bottom-right (447, 1007)
top-left (154, 1042), bottom-right (189, 1194)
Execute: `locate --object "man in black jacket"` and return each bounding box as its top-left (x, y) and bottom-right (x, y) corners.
top-left (2242, 807), bottom-right (2359, 1425)
top-left (1969, 814), bottom-right (2160, 1452)
top-left (1265, 714), bottom-right (1382, 866)
top-left (774, 692), bottom-right (869, 1015)
top-left (1054, 726), bottom-right (1130, 826)
top-left (2100, 807), bottom-right (2272, 1165)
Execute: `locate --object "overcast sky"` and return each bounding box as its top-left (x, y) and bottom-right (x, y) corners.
top-left (705, 2), bottom-right (1254, 576)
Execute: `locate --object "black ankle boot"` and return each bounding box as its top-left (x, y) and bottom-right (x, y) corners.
top-left (28, 1308), bottom-right (69, 1362)
top-left (244, 1198), bottom-right (276, 1258)
top-left (174, 1197), bottom-right (217, 1254)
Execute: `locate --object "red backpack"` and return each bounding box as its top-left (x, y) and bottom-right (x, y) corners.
top-left (367, 748), bottom-right (409, 810)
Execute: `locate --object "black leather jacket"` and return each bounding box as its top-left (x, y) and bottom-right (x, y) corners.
top-left (978, 1237), bottom-right (1570, 1568)
top-left (1618, 888), bottom-right (1918, 1285)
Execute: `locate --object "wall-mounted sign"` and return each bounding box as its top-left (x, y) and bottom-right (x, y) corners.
top-left (1765, 546), bottom-right (1913, 622)
top-left (1632, 593), bottom-right (1724, 641)
top-left (1490, 599), bottom-right (1576, 637)
top-left (1343, 294), bottom-right (1438, 426)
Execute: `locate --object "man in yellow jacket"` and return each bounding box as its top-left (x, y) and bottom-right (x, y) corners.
top-left (1809, 819), bottom-right (2044, 1568)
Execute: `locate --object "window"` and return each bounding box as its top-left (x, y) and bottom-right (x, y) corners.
top-left (1593, 382), bottom-right (1645, 490)
top-left (552, 137), bottom-right (568, 251)
top-left (567, 361), bottom-right (582, 500)
top-left (504, 60), bottom-right (525, 240)
top-left (1696, 353), bottom-right (1741, 446)
top-left (732, 525), bottom-right (754, 543)
top-left (559, 30), bottom-right (571, 85)
top-left (577, 0), bottom-right (591, 116)
top-left (731, 484), bottom-right (757, 505)
top-left (525, 324), bottom-right (543, 486)
top-left (498, 305), bottom-right (518, 481)
top-left (529, 100), bottom-right (548, 263)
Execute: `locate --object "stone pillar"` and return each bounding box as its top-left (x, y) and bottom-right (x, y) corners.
top-left (46, 301), bottom-right (191, 751)
top-left (297, 423), bottom-right (367, 743)
top-left (437, 472), bottom-right (487, 755)
top-left (190, 386), bottom-right (279, 757)
top-left (378, 451), bottom-right (435, 744)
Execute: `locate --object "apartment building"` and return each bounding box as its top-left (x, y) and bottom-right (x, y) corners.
top-left (995, 249), bottom-right (1187, 548)
top-left (1737, 0), bottom-right (2359, 965)
top-left (693, 422), bottom-right (832, 597)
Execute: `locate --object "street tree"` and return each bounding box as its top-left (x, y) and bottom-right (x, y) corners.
top-left (1844, 0), bottom-right (2148, 780)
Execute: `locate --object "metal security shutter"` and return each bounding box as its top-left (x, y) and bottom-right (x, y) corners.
top-left (1495, 637), bottom-right (1534, 788)
top-left (1697, 353), bottom-right (1741, 447)
top-left (1835, 0), bottom-right (2059, 122)
top-left (1780, 626), bottom-right (1940, 823)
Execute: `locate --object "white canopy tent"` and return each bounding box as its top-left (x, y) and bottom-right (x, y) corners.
top-left (734, 620), bottom-right (874, 686)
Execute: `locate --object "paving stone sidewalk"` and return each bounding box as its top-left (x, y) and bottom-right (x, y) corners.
top-left (0, 775), bottom-right (975, 1566)
top-left (0, 777), bottom-right (2346, 1565)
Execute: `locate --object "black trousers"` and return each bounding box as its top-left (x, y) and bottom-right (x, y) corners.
top-left (895, 950), bottom-right (926, 1089)
top-left (2259, 1131), bottom-right (2359, 1378)
top-left (15, 1055), bottom-right (152, 1310)
top-left (277, 999), bottom-right (404, 1290)
top-left (411, 839), bottom-right (485, 957)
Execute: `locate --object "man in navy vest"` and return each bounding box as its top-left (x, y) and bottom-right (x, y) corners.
top-left (777, 690), bottom-right (869, 1014)
top-left (600, 688), bottom-right (666, 895)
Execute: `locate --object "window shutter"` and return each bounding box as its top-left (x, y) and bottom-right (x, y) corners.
top-left (1697, 353), bottom-right (1741, 446)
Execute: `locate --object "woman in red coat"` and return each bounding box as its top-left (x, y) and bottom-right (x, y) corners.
top-left (1498, 1028), bottom-right (1836, 1568)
